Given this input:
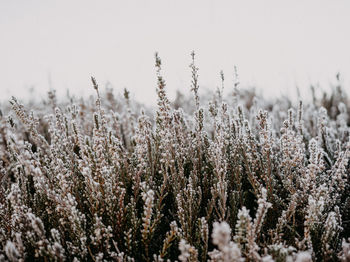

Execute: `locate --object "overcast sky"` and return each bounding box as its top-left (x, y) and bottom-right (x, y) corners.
top-left (1, 0), bottom-right (350, 105)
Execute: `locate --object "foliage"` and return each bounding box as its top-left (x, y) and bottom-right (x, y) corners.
top-left (1, 53), bottom-right (350, 261)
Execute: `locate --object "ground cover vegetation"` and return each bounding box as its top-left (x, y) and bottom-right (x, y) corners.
top-left (1, 53), bottom-right (350, 261)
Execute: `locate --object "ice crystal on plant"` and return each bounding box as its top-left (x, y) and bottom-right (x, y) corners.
top-left (0, 54), bottom-right (349, 261)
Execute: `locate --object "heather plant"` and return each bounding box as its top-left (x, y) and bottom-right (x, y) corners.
top-left (0, 53), bottom-right (350, 261)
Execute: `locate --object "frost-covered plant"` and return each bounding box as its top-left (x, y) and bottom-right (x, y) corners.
top-left (0, 53), bottom-right (350, 261)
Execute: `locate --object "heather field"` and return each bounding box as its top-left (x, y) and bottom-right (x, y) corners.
top-left (1, 54), bottom-right (350, 261)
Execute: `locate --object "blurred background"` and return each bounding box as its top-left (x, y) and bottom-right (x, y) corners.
top-left (1, 0), bottom-right (350, 105)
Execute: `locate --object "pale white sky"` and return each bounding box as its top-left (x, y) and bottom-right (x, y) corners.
top-left (1, 0), bottom-right (350, 104)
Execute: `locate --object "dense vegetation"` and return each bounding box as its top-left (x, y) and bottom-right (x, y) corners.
top-left (1, 53), bottom-right (350, 261)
